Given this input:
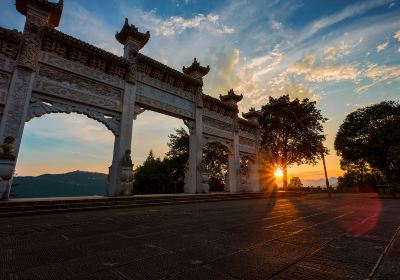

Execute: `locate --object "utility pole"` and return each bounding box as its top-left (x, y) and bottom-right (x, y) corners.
top-left (321, 149), bottom-right (331, 198)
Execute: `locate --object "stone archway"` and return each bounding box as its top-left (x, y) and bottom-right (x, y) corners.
top-left (0, 0), bottom-right (261, 199)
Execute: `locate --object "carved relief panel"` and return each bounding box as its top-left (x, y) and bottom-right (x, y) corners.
top-left (34, 64), bottom-right (123, 112)
top-left (136, 81), bottom-right (195, 119)
top-left (0, 71), bottom-right (10, 104)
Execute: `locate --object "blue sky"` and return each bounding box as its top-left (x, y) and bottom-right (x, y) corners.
top-left (1, 0), bottom-right (399, 183)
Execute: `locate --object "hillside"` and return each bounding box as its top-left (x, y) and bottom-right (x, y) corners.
top-left (11, 171), bottom-right (108, 198)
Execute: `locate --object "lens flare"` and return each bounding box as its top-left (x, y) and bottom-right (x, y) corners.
top-left (274, 168), bottom-right (283, 178)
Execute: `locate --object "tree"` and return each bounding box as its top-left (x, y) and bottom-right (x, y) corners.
top-left (203, 142), bottom-right (229, 191)
top-left (288, 176), bottom-right (303, 190)
top-left (259, 95), bottom-right (327, 189)
top-left (334, 101), bottom-right (400, 196)
top-left (133, 127), bottom-right (230, 193)
top-left (165, 127), bottom-right (190, 192)
top-left (133, 150), bottom-right (170, 194)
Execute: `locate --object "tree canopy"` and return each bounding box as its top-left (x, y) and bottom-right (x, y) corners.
top-left (334, 101), bottom-right (400, 196)
top-left (288, 176), bottom-right (303, 190)
top-left (133, 127), bottom-right (230, 193)
top-left (259, 95), bottom-right (327, 189)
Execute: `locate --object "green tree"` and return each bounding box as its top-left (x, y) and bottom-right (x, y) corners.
top-left (203, 142), bottom-right (229, 191)
top-left (133, 150), bottom-right (170, 194)
top-left (288, 176), bottom-right (303, 190)
top-left (165, 127), bottom-right (190, 192)
top-left (334, 101), bottom-right (400, 196)
top-left (259, 95), bottom-right (327, 189)
top-left (133, 127), bottom-right (230, 193)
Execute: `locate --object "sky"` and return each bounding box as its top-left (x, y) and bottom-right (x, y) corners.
top-left (1, 0), bottom-right (399, 184)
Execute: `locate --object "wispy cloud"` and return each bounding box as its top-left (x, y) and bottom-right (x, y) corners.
top-left (139, 12), bottom-right (234, 37)
top-left (394, 30), bottom-right (400, 41)
top-left (296, 0), bottom-right (392, 43)
top-left (377, 40), bottom-right (389, 52)
top-left (323, 38), bottom-right (363, 62)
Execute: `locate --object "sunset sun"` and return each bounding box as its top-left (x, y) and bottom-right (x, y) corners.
top-left (274, 168), bottom-right (283, 178)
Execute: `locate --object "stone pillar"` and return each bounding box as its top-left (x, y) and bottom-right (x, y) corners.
top-left (108, 18), bottom-right (150, 196)
top-left (184, 105), bottom-right (203, 193)
top-left (0, 1), bottom-right (62, 200)
top-left (250, 158), bottom-right (260, 192)
top-left (107, 82), bottom-right (136, 196)
top-left (228, 132), bottom-right (240, 192)
top-left (182, 58), bottom-right (209, 194)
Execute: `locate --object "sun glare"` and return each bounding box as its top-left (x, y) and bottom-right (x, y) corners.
top-left (274, 168), bottom-right (283, 178)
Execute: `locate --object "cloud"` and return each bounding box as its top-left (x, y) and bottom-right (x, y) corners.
top-left (394, 30), bottom-right (400, 41)
top-left (288, 54), bottom-right (360, 82)
top-left (365, 63), bottom-right (400, 80)
top-left (323, 38), bottom-right (363, 61)
top-left (355, 63), bottom-right (400, 93)
top-left (297, 0), bottom-right (392, 43)
top-left (377, 40), bottom-right (389, 52)
top-left (133, 10), bottom-right (234, 37)
top-left (203, 47), bottom-right (241, 94)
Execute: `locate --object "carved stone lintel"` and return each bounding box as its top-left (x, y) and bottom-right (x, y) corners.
top-left (27, 98), bottom-right (121, 136)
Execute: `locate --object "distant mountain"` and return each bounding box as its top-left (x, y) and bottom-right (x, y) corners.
top-left (11, 171), bottom-right (108, 198)
top-left (301, 177), bottom-right (338, 188)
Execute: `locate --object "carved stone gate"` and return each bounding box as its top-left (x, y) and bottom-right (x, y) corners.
top-left (0, 0), bottom-right (260, 200)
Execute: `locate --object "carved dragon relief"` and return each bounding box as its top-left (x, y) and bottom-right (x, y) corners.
top-left (26, 98), bottom-right (121, 136)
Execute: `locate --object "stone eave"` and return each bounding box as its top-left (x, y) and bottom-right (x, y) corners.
top-left (137, 53), bottom-right (202, 86)
top-left (220, 89), bottom-right (243, 102)
top-left (238, 118), bottom-right (259, 128)
top-left (203, 94), bottom-right (238, 112)
top-left (115, 18), bottom-right (150, 48)
top-left (182, 58), bottom-right (210, 76)
top-left (0, 27), bottom-right (22, 44)
top-left (242, 108), bottom-right (261, 119)
top-left (16, 0), bottom-right (63, 28)
top-left (43, 27), bottom-right (129, 67)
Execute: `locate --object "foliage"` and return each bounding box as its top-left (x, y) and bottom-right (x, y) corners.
top-left (288, 176), bottom-right (303, 190)
top-left (334, 101), bottom-right (400, 195)
top-left (133, 151), bottom-right (174, 194)
top-left (203, 142), bottom-right (229, 191)
top-left (259, 95), bottom-right (327, 189)
top-left (133, 127), bottom-right (230, 193)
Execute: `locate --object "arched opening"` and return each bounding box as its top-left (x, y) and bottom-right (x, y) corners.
top-left (131, 110), bottom-right (188, 194)
top-left (202, 141), bottom-right (230, 192)
top-left (12, 113), bottom-right (114, 198)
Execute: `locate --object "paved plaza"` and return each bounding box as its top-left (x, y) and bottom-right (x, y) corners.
top-left (1, 194), bottom-right (399, 280)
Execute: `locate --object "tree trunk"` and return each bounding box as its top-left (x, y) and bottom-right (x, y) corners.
top-left (283, 163), bottom-right (288, 190)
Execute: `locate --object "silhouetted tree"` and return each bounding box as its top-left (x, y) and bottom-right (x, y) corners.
top-left (203, 142), bottom-right (229, 191)
top-left (133, 127), bottom-right (230, 193)
top-left (288, 176), bottom-right (303, 190)
top-left (259, 95), bottom-right (327, 189)
top-left (334, 101), bottom-right (400, 196)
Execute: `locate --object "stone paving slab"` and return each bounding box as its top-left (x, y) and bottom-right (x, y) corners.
top-left (2, 194), bottom-right (400, 279)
